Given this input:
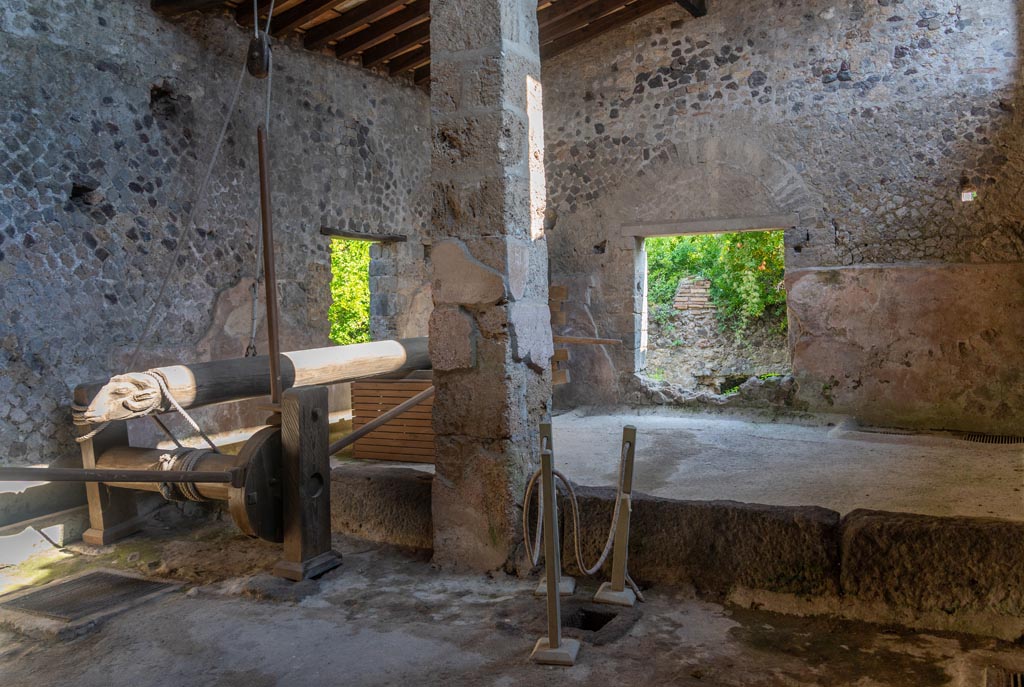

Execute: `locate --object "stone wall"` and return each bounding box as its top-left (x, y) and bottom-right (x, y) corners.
top-left (788, 262), bottom-right (1024, 433)
top-left (672, 277), bottom-right (713, 311)
top-left (542, 0), bottom-right (1024, 430)
top-left (0, 1), bottom-right (431, 466)
top-left (646, 309), bottom-right (789, 392)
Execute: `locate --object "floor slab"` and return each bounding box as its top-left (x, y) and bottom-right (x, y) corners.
top-left (551, 409), bottom-right (1024, 520)
top-left (1, 522), bottom-right (1022, 687)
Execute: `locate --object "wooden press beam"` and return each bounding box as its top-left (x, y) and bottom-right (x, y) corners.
top-left (335, 0), bottom-right (429, 59)
top-left (304, 0), bottom-right (409, 49)
top-left (271, 0), bottom-right (341, 36)
top-left (320, 226), bottom-right (408, 242)
top-left (74, 338), bottom-right (430, 421)
top-left (541, 0), bottom-right (680, 59)
top-left (151, 0), bottom-right (226, 17)
top-left (674, 0), bottom-right (708, 17)
top-left (360, 21), bottom-right (430, 67)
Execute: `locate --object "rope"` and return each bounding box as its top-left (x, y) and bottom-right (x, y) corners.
top-left (522, 438), bottom-right (645, 602)
top-left (156, 447), bottom-right (209, 502)
top-left (245, 5), bottom-right (276, 357)
top-left (74, 371), bottom-right (218, 453)
top-left (124, 59), bottom-right (249, 375)
top-left (82, 17), bottom-right (275, 434)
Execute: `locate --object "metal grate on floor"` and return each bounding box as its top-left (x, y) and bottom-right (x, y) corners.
top-left (962, 433), bottom-right (1024, 445)
top-left (0, 570), bottom-right (173, 622)
top-left (986, 667), bottom-right (1024, 687)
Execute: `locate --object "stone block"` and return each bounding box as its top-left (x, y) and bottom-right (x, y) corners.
top-left (562, 486), bottom-right (841, 597)
top-left (509, 300), bottom-right (554, 370)
top-left (431, 239), bottom-right (507, 306)
top-left (840, 509), bottom-right (1024, 619)
top-left (432, 435), bottom-right (531, 570)
top-left (429, 306), bottom-right (477, 371)
top-left (330, 466), bottom-right (433, 551)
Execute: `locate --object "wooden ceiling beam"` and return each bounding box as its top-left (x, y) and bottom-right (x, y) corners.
top-left (388, 43), bottom-right (430, 75)
top-left (541, 0), bottom-right (675, 59)
top-left (335, 0), bottom-right (429, 59)
top-left (537, 0), bottom-right (607, 29)
top-left (152, 0), bottom-right (226, 17)
top-left (413, 64), bottom-right (430, 86)
top-left (304, 0), bottom-right (410, 49)
top-left (360, 21), bottom-right (430, 68)
top-left (673, 0), bottom-right (707, 17)
top-left (540, 0), bottom-right (654, 44)
top-left (270, 0), bottom-right (341, 36)
top-left (235, 0), bottom-right (273, 27)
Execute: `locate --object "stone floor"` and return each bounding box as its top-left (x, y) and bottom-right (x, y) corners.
top-left (550, 409), bottom-right (1024, 520)
top-left (2, 515), bottom-right (1023, 687)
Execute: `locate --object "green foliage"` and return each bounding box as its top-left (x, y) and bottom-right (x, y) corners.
top-left (328, 238), bottom-right (371, 345)
top-left (645, 231), bottom-right (787, 335)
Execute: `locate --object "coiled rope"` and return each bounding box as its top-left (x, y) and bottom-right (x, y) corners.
top-left (522, 438), bottom-right (645, 602)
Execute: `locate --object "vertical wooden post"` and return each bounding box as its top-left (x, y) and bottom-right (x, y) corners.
top-left (594, 425), bottom-right (638, 607)
top-left (79, 421), bottom-right (143, 545)
top-left (535, 422), bottom-right (575, 596)
top-left (530, 448), bottom-right (580, 666)
top-left (273, 385), bottom-right (342, 580)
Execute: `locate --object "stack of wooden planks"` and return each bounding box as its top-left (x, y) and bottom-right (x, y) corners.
top-left (351, 378), bottom-right (435, 463)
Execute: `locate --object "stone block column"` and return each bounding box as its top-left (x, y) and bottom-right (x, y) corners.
top-left (429, 0), bottom-right (552, 570)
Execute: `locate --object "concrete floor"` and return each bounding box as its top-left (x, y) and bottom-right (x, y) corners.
top-left (551, 409), bottom-right (1024, 520)
top-left (2, 516), bottom-right (1023, 687)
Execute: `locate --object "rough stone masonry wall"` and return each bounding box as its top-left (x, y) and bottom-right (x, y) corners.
top-left (429, 0), bottom-right (553, 570)
top-left (541, 0), bottom-right (1024, 431)
top-left (646, 309), bottom-right (789, 391)
top-left (0, 1), bottom-right (431, 466)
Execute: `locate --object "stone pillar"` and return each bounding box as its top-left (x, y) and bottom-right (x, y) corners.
top-left (429, 0), bottom-right (552, 570)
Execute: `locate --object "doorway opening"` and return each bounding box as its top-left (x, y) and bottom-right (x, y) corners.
top-left (328, 238), bottom-right (371, 345)
top-left (642, 229), bottom-right (790, 394)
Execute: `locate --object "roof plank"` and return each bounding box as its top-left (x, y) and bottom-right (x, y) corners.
top-left (541, 0), bottom-right (676, 59)
top-left (304, 0), bottom-right (410, 49)
top-left (271, 0), bottom-right (342, 36)
top-left (360, 21), bottom-right (430, 67)
top-left (387, 43), bottom-right (431, 75)
top-left (335, 0), bottom-right (429, 58)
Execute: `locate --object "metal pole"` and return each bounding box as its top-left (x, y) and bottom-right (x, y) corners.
top-left (0, 466), bottom-right (239, 485)
top-left (328, 385), bottom-right (434, 456)
top-left (257, 126), bottom-right (282, 406)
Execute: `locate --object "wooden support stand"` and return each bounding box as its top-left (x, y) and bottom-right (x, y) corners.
top-left (273, 386), bottom-right (342, 581)
top-left (530, 449), bottom-right (580, 667)
top-left (79, 422), bottom-right (145, 545)
top-left (594, 425), bottom-right (638, 607)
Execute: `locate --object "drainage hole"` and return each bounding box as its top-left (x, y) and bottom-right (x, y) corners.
top-left (562, 608), bottom-right (617, 632)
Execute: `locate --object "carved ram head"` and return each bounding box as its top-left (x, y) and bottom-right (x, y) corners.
top-left (76, 373), bottom-right (162, 424)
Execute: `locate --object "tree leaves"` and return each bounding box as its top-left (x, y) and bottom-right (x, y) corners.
top-left (645, 231), bottom-right (787, 336)
top-left (328, 239), bottom-right (372, 345)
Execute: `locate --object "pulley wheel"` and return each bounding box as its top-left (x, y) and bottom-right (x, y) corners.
top-left (228, 426), bottom-right (283, 543)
